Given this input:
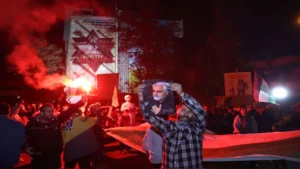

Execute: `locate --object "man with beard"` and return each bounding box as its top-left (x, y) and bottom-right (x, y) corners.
top-left (137, 83), bottom-right (207, 169)
top-left (152, 82), bottom-right (168, 102)
top-left (25, 100), bottom-right (85, 169)
top-left (143, 82), bottom-right (175, 116)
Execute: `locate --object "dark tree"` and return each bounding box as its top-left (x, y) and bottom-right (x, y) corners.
top-left (116, 6), bottom-right (182, 91)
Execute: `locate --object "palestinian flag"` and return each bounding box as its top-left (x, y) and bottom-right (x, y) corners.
top-left (253, 70), bottom-right (276, 104)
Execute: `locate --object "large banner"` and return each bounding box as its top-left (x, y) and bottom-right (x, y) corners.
top-left (224, 72), bottom-right (252, 96)
top-left (105, 123), bottom-right (300, 162)
top-left (66, 16), bottom-right (117, 87)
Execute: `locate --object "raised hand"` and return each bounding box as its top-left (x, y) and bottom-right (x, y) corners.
top-left (170, 83), bottom-right (184, 97)
top-left (151, 104), bottom-right (162, 115)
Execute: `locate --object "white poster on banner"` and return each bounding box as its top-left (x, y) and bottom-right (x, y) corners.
top-left (224, 72), bottom-right (252, 96)
top-left (66, 16), bottom-right (117, 87)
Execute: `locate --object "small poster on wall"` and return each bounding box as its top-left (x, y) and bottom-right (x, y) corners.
top-left (224, 72), bottom-right (252, 96)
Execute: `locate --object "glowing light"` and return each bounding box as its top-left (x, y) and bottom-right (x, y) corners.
top-left (64, 77), bottom-right (92, 93)
top-left (297, 17), bottom-right (300, 25)
top-left (272, 87), bottom-right (288, 99)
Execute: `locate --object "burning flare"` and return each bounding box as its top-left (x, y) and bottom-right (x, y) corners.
top-left (65, 77), bottom-right (92, 93)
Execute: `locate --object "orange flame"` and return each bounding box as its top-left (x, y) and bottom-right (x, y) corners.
top-left (64, 77), bottom-right (92, 93)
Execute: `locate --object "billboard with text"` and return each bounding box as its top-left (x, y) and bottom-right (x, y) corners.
top-left (66, 16), bottom-right (117, 87)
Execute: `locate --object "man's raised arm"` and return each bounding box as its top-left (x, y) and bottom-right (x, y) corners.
top-left (170, 83), bottom-right (207, 133)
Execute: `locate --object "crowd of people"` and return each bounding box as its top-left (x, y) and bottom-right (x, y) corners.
top-left (205, 103), bottom-right (300, 135)
top-left (1, 81), bottom-right (300, 169)
top-left (0, 97), bottom-right (107, 169)
top-left (139, 82), bottom-right (300, 169)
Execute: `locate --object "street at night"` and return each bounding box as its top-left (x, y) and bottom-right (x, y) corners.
top-left (1, 0), bottom-right (300, 169)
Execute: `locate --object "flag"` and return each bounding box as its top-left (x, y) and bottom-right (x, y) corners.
top-left (253, 70), bottom-right (276, 104)
top-left (105, 123), bottom-right (300, 162)
top-left (62, 116), bottom-right (97, 144)
top-left (111, 85), bottom-right (119, 107)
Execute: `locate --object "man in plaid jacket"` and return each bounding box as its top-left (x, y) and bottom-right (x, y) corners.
top-left (138, 83), bottom-right (207, 169)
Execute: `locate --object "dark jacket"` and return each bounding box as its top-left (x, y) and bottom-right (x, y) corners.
top-left (25, 106), bottom-right (77, 156)
top-left (26, 116), bottom-right (63, 155)
top-left (0, 116), bottom-right (26, 168)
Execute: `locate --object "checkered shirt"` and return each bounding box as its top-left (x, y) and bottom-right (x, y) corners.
top-left (141, 93), bottom-right (206, 169)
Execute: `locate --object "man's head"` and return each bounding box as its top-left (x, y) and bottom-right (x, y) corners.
top-left (88, 102), bottom-right (101, 117)
top-left (0, 103), bottom-right (11, 116)
top-left (124, 95), bottom-right (132, 102)
top-left (239, 105), bottom-right (247, 116)
top-left (266, 104), bottom-right (272, 110)
top-left (40, 103), bottom-right (55, 120)
top-left (176, 102), bottom-right (195, 123)
top-left (152, 82), bottom-right (169, 102)
top-left (228, 106), bottom-right (234, 113)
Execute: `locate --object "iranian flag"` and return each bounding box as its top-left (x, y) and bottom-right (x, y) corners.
top-left (253, 70), bottom-right (276, 104)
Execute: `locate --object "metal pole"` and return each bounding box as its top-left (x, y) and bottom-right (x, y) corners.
top-left (115, 3), bottom-right (119, 73)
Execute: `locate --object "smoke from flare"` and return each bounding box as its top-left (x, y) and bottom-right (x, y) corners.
top-left (7, 44), bottom-right (69, 90)
top-left (3, 0), bottom-right (108, 90)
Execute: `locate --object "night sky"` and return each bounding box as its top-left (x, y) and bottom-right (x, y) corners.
top-left (1, 1), bottom-right (300, 56)
top-left (239, 1), bottom-right (300, 59)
